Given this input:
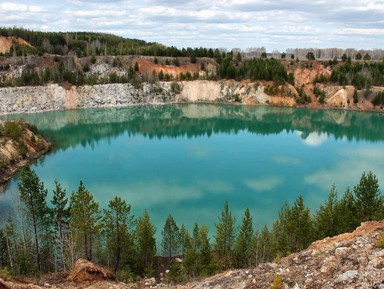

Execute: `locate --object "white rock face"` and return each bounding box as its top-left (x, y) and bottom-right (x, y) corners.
top-left (0, 80), bottom-right (274, 115)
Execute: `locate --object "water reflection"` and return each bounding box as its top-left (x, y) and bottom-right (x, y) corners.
top-left (1, 105), bottom-right (383, 151)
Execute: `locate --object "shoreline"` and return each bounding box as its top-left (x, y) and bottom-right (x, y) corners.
top-left (0, 145), bottom-right (51, 184)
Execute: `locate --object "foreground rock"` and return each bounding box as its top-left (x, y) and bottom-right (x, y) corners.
top-left (0, 120), bottom-right (51, 183)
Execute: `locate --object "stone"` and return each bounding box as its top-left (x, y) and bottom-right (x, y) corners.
top-left (334, 270), bottom-right (358, 283)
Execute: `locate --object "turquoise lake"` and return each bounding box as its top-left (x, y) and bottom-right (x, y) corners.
top-left (1, 104), bottom-right (383, 237)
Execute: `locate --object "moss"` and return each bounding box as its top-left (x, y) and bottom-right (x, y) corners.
top-left (376, 232), bottom-right (384, 247)
top-left (270, 274), bottom-right (283, 289)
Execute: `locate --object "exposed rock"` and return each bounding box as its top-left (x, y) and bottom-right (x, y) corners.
top-left (0, 120), bottom-right (51, 183)
top-left (0, 36), bottom-right (33, 54)
top-left (67, 259), bottom-right (116, 282)
top-left (334, 270), bottom-right (358, 283)
top-left (0, 278), bottom-right (11, 289)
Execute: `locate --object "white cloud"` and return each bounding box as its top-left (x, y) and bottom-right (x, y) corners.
top-left (305, 147), bottom-right (384, 191)
top-left (272, 155), bottom-right (300, 166)
top-left (91, 178), bottom-right (233, 208)
top-left (244, 177), bottom-right (283, 192)
top-left (296, 131), bottom-right (329, 147)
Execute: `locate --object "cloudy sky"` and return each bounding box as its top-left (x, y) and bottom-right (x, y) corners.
top-left (0, 0), bottom-right (383, 51)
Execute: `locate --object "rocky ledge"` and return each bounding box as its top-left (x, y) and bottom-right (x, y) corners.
top-left (0, 120), bottom-right (51, 183)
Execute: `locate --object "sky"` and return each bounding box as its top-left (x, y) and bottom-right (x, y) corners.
top-left (0, 0), bottom-right (383, 51)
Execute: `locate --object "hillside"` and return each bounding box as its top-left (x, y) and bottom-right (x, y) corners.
top-left (0, 221), bottom-right (383, 289)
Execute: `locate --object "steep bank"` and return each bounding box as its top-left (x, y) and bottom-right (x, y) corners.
top-left (0, 120), bottom-right (51, 183)
top-left (0, 221), bottom-right (383, 289)
top-left (1, 80), bottom-right (382, 115)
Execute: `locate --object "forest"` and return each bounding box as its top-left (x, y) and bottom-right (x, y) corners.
top-left (0, 168), bottom-right (382, 283)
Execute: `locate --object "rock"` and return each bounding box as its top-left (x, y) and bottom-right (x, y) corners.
top-left (335, 246), bottom-right (351, 256)
top-left (67, 258), bottom-right (115, 282)
top-left (334, 270), bottom-right (358, 283)
top-left (0, 278), bottom-right (10, 289)
top-left (143, 277), bottom-right (156, 287)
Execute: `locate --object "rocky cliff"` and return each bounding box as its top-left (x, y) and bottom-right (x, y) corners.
top-left (1, 221), bottom-right (383, 289)
top-left (1, 79), bottom-right (382, 116)
top-left (0, 81), bottom-right (273, 115)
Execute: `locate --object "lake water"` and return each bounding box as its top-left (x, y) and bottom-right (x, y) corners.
top-left (1, 104), bottom-right (383, 236)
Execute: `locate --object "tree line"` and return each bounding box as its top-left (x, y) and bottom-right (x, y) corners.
top-left (0, 27), bottom-right (219, 59)
top-left (0, 169), bottom-right (382, 282)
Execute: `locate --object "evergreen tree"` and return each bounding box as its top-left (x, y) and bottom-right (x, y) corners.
top-left (337, 187), bottom-right (359, 233)
top-left (287, 195), bottom-right (313, 252)
top-left (184, 230), bottom-right (198, 277)
top-left (354, 171), bottom-right (382, 221)
top-left (272, 202), bottom-right (290, 257)
top-left (314, 184), bottom-right (339, 239)
top-left (161, 214), bottom-right (180, 261)
top-left (50, 179), bottom-right (70, 271)
top-left (69, 181), bottom-right (100, 262)
top-left (18, 167), bottom-right (49, 271)
top-left (179, 224), bottom-right (189, 257)
top-left (215, 201), bottom-right (236, 269)
top-left (135, 210), bottom-right (156, 275)
top-left (252, 225), bottom-right (272, 264)
top-left (234, 208), bottom-right (253, 268)
top-left (198, 224), bottom-right (213, 276)
top-left (102, 196), bottom-right (135, 273)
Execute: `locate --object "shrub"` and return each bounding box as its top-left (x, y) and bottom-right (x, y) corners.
top-left (270, 274), bottom-right (283, 289)
top-left (4, 121), bottom-right (23, 140)
top-left (171, 82), bottom-right (181, 93)
top-left (376, 232), bottom-right (384, 247)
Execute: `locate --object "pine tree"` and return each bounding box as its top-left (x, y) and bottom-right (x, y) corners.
top-left (234, 208), bottom-right (253, 268)
top-left (18, 167), bottom-right (49, 271)
top-left (253, 225), bottom-right (272, 264)
top-left (337, 187), bottom-right (359, 233)
top-left (50, 180), bottom-right (70, 271)
top-left (272, 202), bottom-right (290, 257)
top-left (69, 181), bottom-right (100, 262)
top-left (314, 184), bottom-right (339, 239)
top-left (102, 196), bottom-right (135, 273)
top-left (135, 210), bottom-right (156, 275)
top-left (287, 195), bottom-right (313, 252)
top-left (161, 214), bottom-right (180, 261)
top-left (214, 201), bottom-right (236, 269)
top-left (179, 224), bottom-right (189, 257)
top-left (354, 171), bottom-right (382, 221)
top-left (199, 224), bottom-right (213, 276)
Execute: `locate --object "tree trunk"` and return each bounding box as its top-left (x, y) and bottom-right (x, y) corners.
top-left (32, 216), bottom-right (41, 271)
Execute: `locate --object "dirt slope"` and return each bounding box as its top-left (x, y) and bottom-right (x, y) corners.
top-left (0, 36), bottom-right (33, 54)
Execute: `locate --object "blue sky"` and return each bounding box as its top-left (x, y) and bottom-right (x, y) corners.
top-left (0, 0), bottom-right (383, 51)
